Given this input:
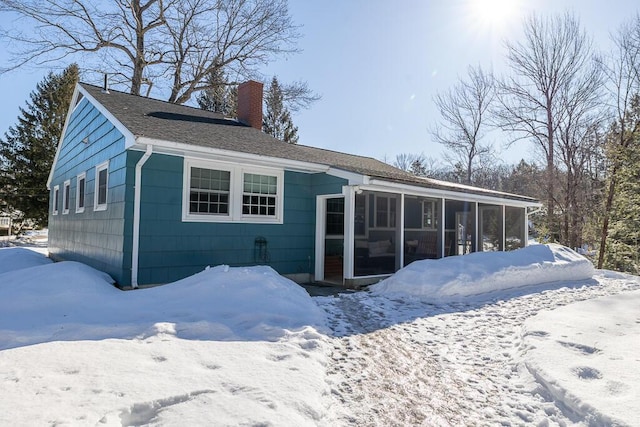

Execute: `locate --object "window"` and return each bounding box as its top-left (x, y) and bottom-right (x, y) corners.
top-left (326, 198), bottom-right (344, 235)
top-left (183, 159), bottom-right (283, 223)
top-left (422, 200), bottom-right (436, 230)
top-left (189, 167), bottom-right (230, 215)
top-left (52, 185), bottom-right (60, 215)
top-left (374, 195), bottom-right (396, 228)
top-left (62, 180), bottom-right (71, 214)
top-left (242, 173), bottom-right (277, 217)
top-left (76, 172), bottom-right (86, 213)
top-left (94, 161), bottom-right (109, 211)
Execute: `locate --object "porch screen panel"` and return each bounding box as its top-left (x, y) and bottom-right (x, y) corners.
top-left (505, 206), bottom-right (526, 250)
top-left (479, 205), bottom-right (502, 252)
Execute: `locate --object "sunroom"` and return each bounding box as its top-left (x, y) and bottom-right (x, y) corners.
top-left (315, 181), bottom-right (540, 287)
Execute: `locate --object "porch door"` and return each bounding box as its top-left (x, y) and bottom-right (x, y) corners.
top-left (323, 197), bottom-right (344, 283)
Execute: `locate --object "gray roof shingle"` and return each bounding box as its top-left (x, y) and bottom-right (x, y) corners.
top-left (80, 83), bottom-right (537, 203)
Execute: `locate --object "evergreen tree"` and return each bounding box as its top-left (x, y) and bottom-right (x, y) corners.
top-left (603, 99), bottom-right (640, 273)
top-left (196, 66), bottom-right (237, 117)
top-left (605, 137), bottom-right (640, 273)
top-left (263, 76), bottom-right (299, 144)
top-left (0, 64), bottom-right (79, 227)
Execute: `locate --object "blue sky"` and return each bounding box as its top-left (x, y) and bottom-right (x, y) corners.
top-left (0, 0), bottom-right (638, 166)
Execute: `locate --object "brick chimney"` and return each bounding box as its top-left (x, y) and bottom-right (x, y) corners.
top-left (237, 80), bottom-right (263, 130)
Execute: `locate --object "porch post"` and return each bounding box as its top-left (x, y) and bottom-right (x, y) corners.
top-left (502, 205), bottom-right (506, 251)
top-left (474, 202), bottom-right (479, 253)
top-left (441, 198), bottom-right (446, 257)
top-left (399, 193), bottom-right (405, 269)
top-left (342, 186), bottom-right (356, 281)
top-left (525, 207), bottom-right (530, 247)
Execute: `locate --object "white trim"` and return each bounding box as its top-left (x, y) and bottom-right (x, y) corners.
top-left (62, 180), bottom-right (71, 214)
top-left (135, 137), bottom-right (329, 174)
top-left (315, 193), bottom-right (346, 282)
top-left (75, 172), bottom-right (86, 213)
top-left (343, 187), bottom-right (354, 281)
top-left (474, 202), bottom-right (479, 253)
top-left (314, 196), bottom-right (325, 282)
top-left (94, 160), bottom-right (109, 211)
top-left (328, 168), bottom-right (368, 184)
top-left (441, 197), bottom-right (446, 256)
top-left (502, 205), bottom-right (506, 250)
top-left (183, 158), bottom-right (234, 222)
top-left (399, 194), bottom-right (405, 268)
top-left (182, 157), bottom-right (284, 224)
top-left (131, 145), bottom-right (153, 288)
top-left (52, 185), bottom-right (60, 215)
top-left (366, 179), bottom-right (540, 208)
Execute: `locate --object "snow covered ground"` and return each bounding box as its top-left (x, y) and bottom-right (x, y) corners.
top-left (0, 244), bottom-right (639, 426)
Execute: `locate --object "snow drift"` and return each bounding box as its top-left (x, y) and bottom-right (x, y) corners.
top-left (371, 244), bottom-right (595, 301)
top-left (0, 252), bottom-right (326, 349)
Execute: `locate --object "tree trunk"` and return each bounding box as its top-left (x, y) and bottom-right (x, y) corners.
top-left (130, 0), bottom-right (144, 96)
top-left (597, 170), bottom-right (618, 268)
top-left (546, 107), bottom-right (556, 242)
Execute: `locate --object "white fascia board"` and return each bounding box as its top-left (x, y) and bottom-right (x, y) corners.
top-left (366, 178), bottom-right (541, 208)
top-left (47, 85), bottom-right (80, 189)
top-left (326, 167), bottom-right (369, 184)
top-left (131, 137), bottom-right (331, 173)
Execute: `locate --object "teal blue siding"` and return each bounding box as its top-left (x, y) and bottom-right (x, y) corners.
top-left (48, 98), bottom-right (130, 284)
top-left (135, 154), bottom-right (346, 284)
top-left (50, 96), bottom-right (348, 286)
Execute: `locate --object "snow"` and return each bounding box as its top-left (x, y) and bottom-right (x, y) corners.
top-left (0, 246), bottom-right (52, 274)
top-left (371, 243), bottom-right (595, 301)
top-left (1, 244), bottom-right (639, 426)
top-left (523, 284), bottom-right (640, 426)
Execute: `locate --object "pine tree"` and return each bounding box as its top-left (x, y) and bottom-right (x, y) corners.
top-left (0, 64), bottom-right (79, 228)
top-left (604, 118), bottom-right (640, 274)
top-left (263, 76), bottom-right (299, 144)
top-left (196, 66), bottom-right (237, 117)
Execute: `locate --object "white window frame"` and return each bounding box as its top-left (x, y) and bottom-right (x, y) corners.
top-left (182, 158), bottom-right (284, 224)
top-left (62, 180), bottom-right (71, 214)
top-left (94, 160), bottom-right (109, 211)
top-left (184, 160), bottom-right (233, 222)
top-left (422, 200), bottom-right (437, 230)
top-left (76, 172), bottom-right (86, 213)
top-left (373, 194), bottom-right (396, 229)
top-left (52, 185), bottom-right (60, 215)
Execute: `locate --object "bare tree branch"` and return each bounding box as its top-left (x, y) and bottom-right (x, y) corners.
top-left (431, 65), bottom-right (495, 184)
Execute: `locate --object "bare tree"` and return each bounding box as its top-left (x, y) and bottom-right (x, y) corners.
top-left (431, 65), bottom-right (494, 185)
top-left (0, 0), bottom-right (301, 103)
top-left (494, 12), bottom-right (600, 242)
top-left (596, 15), bottom-right (640, 267)
top-left (393, 153), bottom-right (424, 172)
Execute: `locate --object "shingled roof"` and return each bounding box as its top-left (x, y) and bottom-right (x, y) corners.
top-left (79, 83), bottom-right (537, 203)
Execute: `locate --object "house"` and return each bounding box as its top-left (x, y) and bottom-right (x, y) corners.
top-left (47, 81), bottom-right (541, 288)
top-left (0, 215), bottom-right (10, 236)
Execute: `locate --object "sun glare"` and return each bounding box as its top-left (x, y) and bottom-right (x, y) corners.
top-left (469, 0), bottom-right (519, 31)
